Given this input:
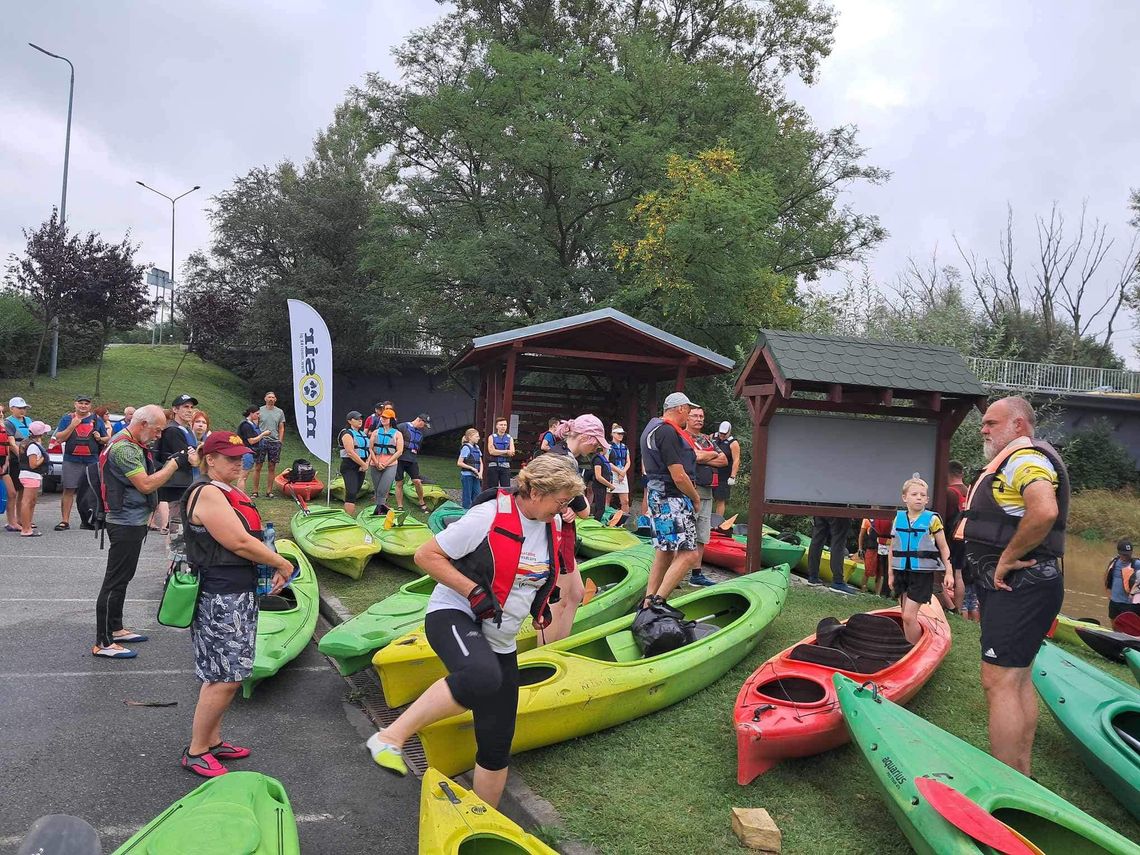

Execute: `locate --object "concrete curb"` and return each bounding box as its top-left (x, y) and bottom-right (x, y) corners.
top-left (316, 588), bottom-right (598, 854)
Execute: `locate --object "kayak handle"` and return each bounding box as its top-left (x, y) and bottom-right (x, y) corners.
top-left (858, 680), bottom-right (882, 703)
top-left (752, 703), bottom-right (775, 722)
top-left (439, 782), bottom-right (461, 805)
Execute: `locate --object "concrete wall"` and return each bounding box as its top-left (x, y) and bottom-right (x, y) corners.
top-left (1031, 391), bottom-right (1140, 469)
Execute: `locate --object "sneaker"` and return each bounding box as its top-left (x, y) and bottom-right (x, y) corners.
top-left (689, 572), bottom-right (716, 587)
top-left (210, 741), bottom-right (251, 760)
top-left (830, 582), bottom-right (860, 595)
top-left (366, 733), bottom-right (408, 777)
top-left (806, 576), bottom-right (822, 586)
top-left (181, 749), bottom-right (227, 778)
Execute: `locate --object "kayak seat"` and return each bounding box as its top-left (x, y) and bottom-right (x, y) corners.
top-left (605, 630), bottom-right (644, 663)
top-left (790, 613), bottom-right (913, 674)
top-left (688, 622), bottom-right (719, 642)
top-left (789, 643), bottom-right (860, 671)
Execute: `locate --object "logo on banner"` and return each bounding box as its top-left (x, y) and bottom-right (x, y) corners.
top-left (298, 327), bottom-right (323, 440)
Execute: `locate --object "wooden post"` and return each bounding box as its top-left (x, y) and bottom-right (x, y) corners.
top-left (746, 397), bottom-right (767, 574)
top-left (625, 379), bottom-right (640, 477)
top-left (675, 363), bottom-right (688, 391)
top-left (474, 365), bottom-right (489, 435)
top-left (932, 414), bottom-right (952, 520)
top-left (501, 346), bottom-right (518, 426)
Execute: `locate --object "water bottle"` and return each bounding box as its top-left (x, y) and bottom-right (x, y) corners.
top-left (257, 522), bottom-right (277, 596)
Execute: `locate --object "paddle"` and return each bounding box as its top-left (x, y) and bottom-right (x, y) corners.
top-left (288, 487), bottom-right (310, 517)
top-left (914, 777), bottom-right (1042, 855)
top-left (1114, 724), bottom-right (1140, 754)
top-left (714, 513), bottom-right (739, 534)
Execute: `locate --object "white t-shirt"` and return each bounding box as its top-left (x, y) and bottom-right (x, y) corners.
top-left (426, 497), bottom-right (559, 653)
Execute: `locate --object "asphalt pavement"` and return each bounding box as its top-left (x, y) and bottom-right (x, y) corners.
top-left (0, 492), bottom-right (420, 853)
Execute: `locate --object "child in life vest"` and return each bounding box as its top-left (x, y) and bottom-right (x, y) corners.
top-left (457, 429), bottom-right (483, 509)
top-left (889, 477), bottom-right (953, 644)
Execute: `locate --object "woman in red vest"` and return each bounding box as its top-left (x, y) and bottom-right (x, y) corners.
top-left (366, 454), bottom-right (584, 807)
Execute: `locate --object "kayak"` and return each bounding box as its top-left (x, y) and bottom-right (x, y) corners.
top-left (1126, 648), bottom-right (1140, 686)
top-left (576, 517), bottom-right (642, 557)
top-left (418, 566), bottom-right (790, 776)
top-left (758, 533), bottom-right (807, 569)
top-left (111, 771), bottom-right (299, 854)
top-left (834, 673), bottom-right (1139, 855)
top-left (328, 473), bottom-right (372, 502)
top-left (375, 545), bottom-right (656, 707)
top-left (419, 768), bottom-right (557, 854)
top-left (735, 597), bottom-right (950, 783)
top-left (1033, 641), bottom-right (1140, 820)
top-left (400, 478), bottom-right (449, 511)
top-left (1115, 611), bottom-right (1140, 636)
top-left (427, 500), bottom-right (466, 534)
top-left (289, 506), bottom-right (380, 580)
top-left (319, 575), bottom-right (437, 675)
top-left (1048, 614), bottom-right (1103, 647)
top-left (273, 470), bottom-right (324, 501)
top-left (706, 530), bottom-right (748, 573)
top-left (243, 539), bottom-right (319, 698)
top-left (1077, 626), bottom-right (1140, 663)
top-left (777, 529), bottom-right (870, 587)
top-left (355, 508), bottom-right (431, 573)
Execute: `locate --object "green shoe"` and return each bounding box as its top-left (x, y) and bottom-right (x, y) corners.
top-left (366, 732), bottom-right (408, 776)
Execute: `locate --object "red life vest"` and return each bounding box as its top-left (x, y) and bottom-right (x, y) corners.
top-left (66, 416), bottom-right (101, 458)
top-left (184, 480), bottom-right (264, 570)
top-left (0, 422), bottom-right (8, 459)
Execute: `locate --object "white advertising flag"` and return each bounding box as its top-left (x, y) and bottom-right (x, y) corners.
top-left (287, 299), bottom-right (333, 463)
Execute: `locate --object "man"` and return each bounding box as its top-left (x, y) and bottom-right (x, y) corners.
top-left (711, 421), bottom-right (740, 517)
top-left (54, 394), bottom-right (108, 530)
top-left (363, 401), bottom-right (392, 433)
top-left (94, 404), bottom-right (196, 658)
top-left (395, 413), bottom-right (431, 512)
top-left (942, 460), bottom-right (969, 612)
top-left (807, 515), bottom-right (858, 595)
top-left (156, 394), bottom-right (200, 561)
top-left (958, 396), bottom-right (1068, 775)
top-left (686, 406), bottom-right (727, 587)
top-left (1105, 539), bottom-right (1140, 620)
top-left (640, 392), bottom-right (702, 602)
top-left (111, 406), bottom-right (135, 435)
top-left (252, 391), bottom-right (287, 497)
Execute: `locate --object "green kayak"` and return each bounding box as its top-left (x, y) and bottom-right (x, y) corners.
top-left (111, 771), bottom-right (299, 854)
top-left (289, 506), bottom-right (380, 580)
top-left (1033, 641), bottom-right (1140, 820)
top-left (396, 477), bottom-right (449, 511)
top-left (427, 500), bottom-right (466, 533)
top-left (355, 508), bottom-right (432, 573)
top-left (731, 531), bottom-right (808, 569)
top-left (319, 575), bottom-right (437, 675)
top-left (576, 518), bottom-right (642, 557)
top-left (1127, 648), bottom-right (1140, 686)
top-left (328, 473), bottom-right (372, 501)
top-left (243, 539), bottom-right (319, 698)
top-left (835, 673), bottom-right (1139, 854)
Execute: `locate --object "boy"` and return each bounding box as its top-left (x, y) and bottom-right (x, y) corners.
top-left (888, 477), bottom-right (953, 643)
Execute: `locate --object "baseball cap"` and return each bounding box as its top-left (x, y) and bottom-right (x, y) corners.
top-left (663, 392), bottom-right (693, 410)
top-left (75, 394), bottom-right (92, 403)
top-left (172, 394), bottom-right (199, 407)
top-left (28, 420), bottom-right (51, 436)
top-left (718, 421), bottom-right (731, 434)
top-left (1118, 539), bottom-right (1133, 554)
top-left (347, 410), bottom-right (363, 420)
top-left (417, 413), bottom-right (432, 426)
top-left (201, 431), bottom-right (250, 457)
top-left (8, 397), bottom-right (28, 408)
top-left (381, 407), bottom-right (397, 419)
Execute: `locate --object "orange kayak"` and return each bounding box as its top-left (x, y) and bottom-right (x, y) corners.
top-left (275, 470), bottom-right (325, 501)
top-left (734, 598), bottom-right (951, 784)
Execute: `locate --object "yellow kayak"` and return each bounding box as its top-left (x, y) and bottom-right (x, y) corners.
top-left (1049, 614), bottom-right (1104, 647)
top-left (374, 545), bottom-right (654, 707)
top-left (289, 507), bottom-right (380, 580)
top-left (419, 768), bottom-right (557, 854)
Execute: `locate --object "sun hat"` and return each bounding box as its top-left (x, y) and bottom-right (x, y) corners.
top-left (201, 431), bottom-right (250, 457)
top-left (663, 392), bottom-right (693, 410)
top-left (568, 414), bottom-right (610, 450)
top-left (28, 420), bottom-right (51, 436)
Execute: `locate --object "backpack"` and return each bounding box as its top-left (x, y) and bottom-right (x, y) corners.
top-left (289, 458), bottom-right (317, 483)
top-left (80, 463), bottom-right (107, 546)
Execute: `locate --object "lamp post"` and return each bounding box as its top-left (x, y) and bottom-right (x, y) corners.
top-left (29, 42), bottom-right (75, 379)
top-left (136, 182), bottom-right (199, 344)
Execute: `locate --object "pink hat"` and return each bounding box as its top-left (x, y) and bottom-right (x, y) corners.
top-left (28, 421), bottom-right (51, 436)
top-left (567, 414), bottom-right (610, 451)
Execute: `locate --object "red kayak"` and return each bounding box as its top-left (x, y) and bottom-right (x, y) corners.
top-left (1113, 610), bottom-right (1140, 636)
top-left (704, 529), bottom-right (747, 574)
top-left (274, 471), bottom-right (324, 501)
top-left (734, 598), bottom-right (951, 784)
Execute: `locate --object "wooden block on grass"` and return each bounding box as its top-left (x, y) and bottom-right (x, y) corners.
top-left (731, 807), bottom-right (781, 852)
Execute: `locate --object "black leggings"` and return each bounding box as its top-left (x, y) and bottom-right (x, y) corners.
top-left (425, 609), bottom-right (519, 771)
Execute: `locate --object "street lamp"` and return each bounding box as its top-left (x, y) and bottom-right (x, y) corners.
top-left (136, 181), bottom-right (200, 344)
top-left (29, 42), bottom-right (75, 379)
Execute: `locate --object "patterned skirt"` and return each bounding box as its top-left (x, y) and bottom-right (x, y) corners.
top-left (191, 591), bottom-right (258, 683)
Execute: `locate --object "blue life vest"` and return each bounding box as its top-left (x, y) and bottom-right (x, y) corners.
top-left (372, 427), bottom-right (398, 456)
top-left (402, 423), bottom-right (423, 454)
top-left (891, 509), bottom-right (942, 572)
top-left (6, 415), bottom-right (32, 440)
top-left (491, 433), bottom-right (511, 467)
top-left (339, 427), bottom-right (369, 461)
top-left (608, 442), bottom-right (629, 470)
top-left (461, 442), bottom-right (482, 476)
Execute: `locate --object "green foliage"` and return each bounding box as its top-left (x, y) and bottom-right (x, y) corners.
top-left (1068, 487), bottom-right (1140, 541)
top-left (0, 292), bottom-right (42, 378)
top-left (1063, 419), bottom-right (1137, 492)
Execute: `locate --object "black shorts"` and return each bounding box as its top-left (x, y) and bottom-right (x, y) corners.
top-left (396, 458), bottom-right (421, 481)
top-left (949, 540), bottom-right (967, 572)
top-left (712, 481), bottom-right (731, 502)
top-left (976, 576), bottom-right (1064, 668)
top-left (893, 570), bottom-right (935, 604)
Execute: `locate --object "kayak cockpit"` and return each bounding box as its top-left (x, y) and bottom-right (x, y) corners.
top-left (750, 676), bottom-right (829, 705)
top-left (457, 834), bottom-right (541, 853)
top-left (991, 807), bottom-right (1116, 855)
top-left (1109, 709), bottom-right (1140, 755)
top-left (260, 588), bottom-right (298, 612)
top-left (578, 560), bottom-right (630, 591)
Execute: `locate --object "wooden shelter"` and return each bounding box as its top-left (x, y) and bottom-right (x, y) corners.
top-left (735, 330), bottom-right (989, 575)
top-left (450, 309), bottom-right (734, 458)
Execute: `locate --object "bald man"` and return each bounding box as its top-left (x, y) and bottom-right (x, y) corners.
top-left (956, 396), bottom-right (1068, 775)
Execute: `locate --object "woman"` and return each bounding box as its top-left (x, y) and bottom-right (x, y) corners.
top-left (16, 421), bottom-right (51, 537)
top-left (180, 431), bottom-right (293, 777)
top-left (485, 417), bottom-right (515, 489)
top-left (338, 411), bottom-right (370, 516)
top-left (0, 403), bottom-right (19, 532)
top-left (367, 407), bottom-right (402, 514)
top-left (606, 425), bottom-right (631, 518)
top-left (457, 428), bottom-right (483, 508)
top-left (366, 454), bottom-right (583, 806)
top-left (190, 411), bottom-right (212, 482)
top-left (236, 406), bottom-right (270, 491)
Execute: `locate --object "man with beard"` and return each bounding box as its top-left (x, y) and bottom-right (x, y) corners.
top-left (956, 396), bottom-right (1068, 776)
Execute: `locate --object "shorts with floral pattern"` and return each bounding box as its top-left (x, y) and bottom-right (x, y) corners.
top-left (254, 438), bottom-right (281, 465)
top-left (646, 487), bottom-right (698, 552)
top-left (191, 591), bottom-right (258, 683)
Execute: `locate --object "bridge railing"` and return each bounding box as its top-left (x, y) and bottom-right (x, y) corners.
top-left (967, 356), bottom-right (1140, 394)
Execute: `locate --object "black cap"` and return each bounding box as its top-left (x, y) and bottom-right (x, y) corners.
top-left (417, 413), bottom-right (431, 426)
top-left (347, 410), bottom-right (363, 420)
top-left (1118, 539), bottom-right (1133, 554)
top-left (171, 394), bottom-right (199, 407)
top-left (75, 394), bottom-right (92, 402)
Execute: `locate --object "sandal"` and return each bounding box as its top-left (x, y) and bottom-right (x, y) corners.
top-left (266, 492), bottom-right (275, 499)
top-left (20, 531), bottom-right (43, 538)
top-left (251, 492), bottom-right (259, 498)
top-left (5, 524), bottom-right (20, 532)
top-left (54, 521), bottom-right (70, 531)
top-left (418, 503), bottom-right (429, 513)
top-left (92, 644), bottom-right (136, 659)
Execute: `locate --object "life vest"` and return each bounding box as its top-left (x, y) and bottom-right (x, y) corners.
top-left (65, 415), bottom-right (101, 459)
top-left (869, 517), bottom-right (893, 545)
top-left (891, 509), bottom-right (942, 572)
top-left (712, 435), bottom-right (734, 475)
top-left (0, 422), bottom-right (8, 459)
top-left (591, 452), bottom-right (613, 483)
top-left (372, 427), bottom-right (398, 456)
top-left (640, 418), bottom-right (697, 482)
top-left (18, 439), bottom-right (47, 475)
top-left (955, 436), bottom-right (1069, 559)
top-left (608, 442), bottom-right (629, 470)
top-left (6, 415), bottom-right (31, 441)
top-left (691, 433), bottom-right (720, 489)
top-left (184, 480), bottom-right (263, 570)
top-left (461, 442), bottom-right (482, 473)
top-left (452, 489), bottom-right (563, 624)
top-left (402, 422), bottom-right (423, 454)
top-left (98, 430), bottom-right (156, 514)
top-left (491, 433), bottom-right (512, 467)
top-left (339, 427), bottom-right (369, 462)
top-left (1105, 557), bottom-right (1140, 602)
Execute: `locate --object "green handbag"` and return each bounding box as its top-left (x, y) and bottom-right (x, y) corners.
top-left (157, 563), bottom-right (200, 628)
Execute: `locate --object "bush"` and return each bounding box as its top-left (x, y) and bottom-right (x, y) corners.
top-left (0, 293), bottom-right (42, 378)
top-left (1068, 488), bottom-right (1140, 542)
top-left (1063, 420), bottom-right (1137, 492)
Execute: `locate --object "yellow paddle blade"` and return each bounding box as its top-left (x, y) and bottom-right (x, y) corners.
top-left (581, 578), bottom-right (598, 605)
top-left (717, 513), bottom-right (738, 533)
top-left (383, 509), bottom-right (397, 530)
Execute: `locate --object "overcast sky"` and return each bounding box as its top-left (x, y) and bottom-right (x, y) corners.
top-left (6, 1), bottom-right (1140, 365)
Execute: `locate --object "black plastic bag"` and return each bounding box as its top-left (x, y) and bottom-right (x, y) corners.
top-left (632, 600), bottom-right (691, 656)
